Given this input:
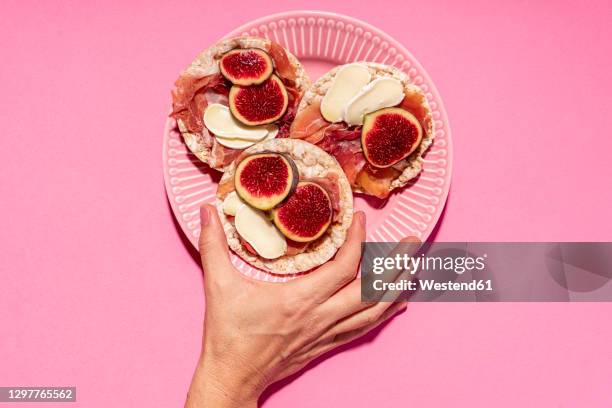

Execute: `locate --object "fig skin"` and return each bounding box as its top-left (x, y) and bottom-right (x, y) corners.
top-left (272, 181), bottom-right (333, 243)
top-left (219, 48), bottom-right (274, 86)
top-left (229, 75), bottom-right (289, 126)
top-left (234, 152), bottom-right (298, 211)
top-left (361, 107), bottom-right (423, 168)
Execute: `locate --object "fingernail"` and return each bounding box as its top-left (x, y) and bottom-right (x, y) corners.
top-left (200, 205), bottom-right (210, 227)
top-left (358, 212), bottom-right (366, 228)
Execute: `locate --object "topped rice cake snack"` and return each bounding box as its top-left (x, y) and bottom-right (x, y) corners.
top-left (216, 138), bottom-right (353, 274)
top-left (171, 37), bottom-right (310, 171)
top-left (290, 62), bottom-right (433, 199)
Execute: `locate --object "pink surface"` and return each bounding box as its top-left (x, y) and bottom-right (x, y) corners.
top-left (1, 1), bottom-right (611, 407)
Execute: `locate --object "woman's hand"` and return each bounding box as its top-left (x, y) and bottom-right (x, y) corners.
top-left (185, 205), bottom-right (409, 408)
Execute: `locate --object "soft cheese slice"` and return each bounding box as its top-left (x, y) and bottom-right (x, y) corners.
top-left (222, 192), bottom-right (245, 216)
top-left (215, 124), bottom-right (278, 148)
top-left (235, 205), bottom-right (287, 259)
top-left (204, 103), bottom-right (269, 140)
top-left (344, 77), bottom-right (404, 126)
top-left (320, 63), bottom-right (371, 123)
top-left (265, 125), bottom-right (279, 140)
top-left (214, 137), bottom-right (256, 149)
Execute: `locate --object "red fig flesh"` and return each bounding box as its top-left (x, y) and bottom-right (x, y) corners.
top-left (361, 107), bottom-right (423, 168)
top-left (272, 182), bottom-right (332, 242)
top-left (234, 153), bottom-right (298, 210)
top-left (229, 75), bottom-right (288, 126)
top-left (219, 48), bottom-right (273, 86)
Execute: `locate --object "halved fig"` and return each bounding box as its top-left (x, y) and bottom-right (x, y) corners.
top-left (272, 182), bottom-right (332, 243)
top-left (219, 48), bottom-right (273, 86)
top-left (229, 75), bottom-right (288, 126)
top-left (361, 107), bottom-right (423, 168)
top-left (234, 152), bottom-right (298, 210)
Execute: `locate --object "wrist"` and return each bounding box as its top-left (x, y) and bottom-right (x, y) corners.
top-left (185, 350), bottom-right (261, 408)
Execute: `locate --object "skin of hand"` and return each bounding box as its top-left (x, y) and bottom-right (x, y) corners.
top-left (185, 204), bottom-right (413, 408)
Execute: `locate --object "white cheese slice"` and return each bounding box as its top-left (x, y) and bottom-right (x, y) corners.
top-left (235, 205), bottom-right (287, 259)
top-left (204, 103), bottom-right (269, 141)
top-left (222, 192), bottom-right (245, 216)
top-left (320, 63), bottom-right (371, 123)
top-left (265, 125), bottom-right (279, 140)
top-left (215, 124), bottom-right (278, 149)
top-left (344, 77), bottom-right (405, 126)
top-left (214, 136), bottom-right (255, 149)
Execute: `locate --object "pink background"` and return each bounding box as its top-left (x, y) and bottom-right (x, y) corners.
top-left (1, 1), bottom-right (611, 407)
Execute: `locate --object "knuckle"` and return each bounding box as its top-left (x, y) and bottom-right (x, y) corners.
top-left (366, 307), bottom-right (385, 325)
top-left (294, 284), bottom-right (316, 304)
top-left (303, 316), bottom-right (325, 340)
top-left (362, 299), bottom-right (378, 309)
top-left (364, 313), bottom-right (378, 325)
top-left (338, 266), bottom-right (357, 286)
top-left (277, 293), bottom-right (300, 318)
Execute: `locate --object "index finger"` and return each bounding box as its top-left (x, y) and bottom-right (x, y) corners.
top-left (291, 211), bottom-right (366, 301)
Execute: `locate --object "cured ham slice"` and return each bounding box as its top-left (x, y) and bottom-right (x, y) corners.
top-left (355, 166), bottom-right (401, 199)
top-left (276, 85), bottom-right (300, 138)
top-left (211, 142), bottom-right (242, 168)
top-left (238, 235), bottom-right (259, 256)
top-left (289, 101), bottom-right (328, 141)
top-left (325, 126), bottom-right (360, 141)
top-left (285, 239), bottom-right (309, 256)
top-left (267, 42), bottom-right (297, 84)
top-left (399, 88), bottom-right (431, 135)
top-left (171, 74), bottom-right (230, 134)
top-left (325, 140), bottom-right (366, 186)
top-left (217, 175), bottom-right (236, 199)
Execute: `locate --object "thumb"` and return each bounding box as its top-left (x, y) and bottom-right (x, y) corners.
top-left (198, 204), bottom-right (234, 279)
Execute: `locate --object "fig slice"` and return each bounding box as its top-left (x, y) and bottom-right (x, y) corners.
top-left (234, 152), bottom-right (298, 211)
top-left (361, 107), bottom-right (423, 168)
top-left (272, 182), bottom-right (333, 243)
top-left (219, 48), bottom-right (274, 86)
top-left (229, 75), bottom-right (289, 126)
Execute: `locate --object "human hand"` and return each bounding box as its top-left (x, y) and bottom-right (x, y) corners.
top-left (185, 204), bottom-right (412, 408)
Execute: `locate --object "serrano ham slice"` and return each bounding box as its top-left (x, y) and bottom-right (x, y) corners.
top-left (211, 142), bottom-right (242, 168)
top-left (327, 140), bottom-right (366, 186)
top-left (290, 101), bottom-right (328, 141)
top-left (267, 42), bottom-right (297, 84)
top-left (399, 89), bottom-right (431, 135)
top-left (217, 177), bottom-right (235, 199)
top-left (171, 74), bottom-right (230, 134)
top-left (276, 85), bottom-right (300, 138)
top-left (285, 239), bottom-right (309, 256)
top-left (355, 166), bottom-right (401, 199)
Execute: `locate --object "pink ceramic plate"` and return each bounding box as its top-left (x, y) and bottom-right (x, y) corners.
top-left (163, 11), bottom-right (453, 281)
